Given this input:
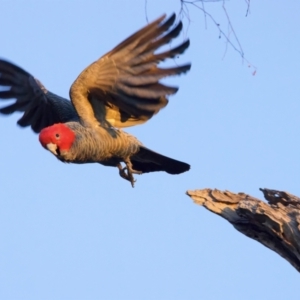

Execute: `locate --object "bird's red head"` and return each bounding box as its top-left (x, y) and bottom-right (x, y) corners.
top-left (39, 123), bottom-right (75, 155)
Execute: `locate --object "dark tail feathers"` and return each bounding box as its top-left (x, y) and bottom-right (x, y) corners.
top-left (131, 146), bottom-right (190, 174)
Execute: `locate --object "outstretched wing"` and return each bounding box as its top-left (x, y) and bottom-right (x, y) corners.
top-left (0, 59), bottom-right (78, 133)
top-left (70, 13), bottom-right (191, 128)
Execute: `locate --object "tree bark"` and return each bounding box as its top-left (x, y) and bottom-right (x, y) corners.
top-left (186, 188), bottom-right (300, 272)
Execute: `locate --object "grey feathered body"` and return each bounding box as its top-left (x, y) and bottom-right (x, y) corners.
top-left (60, 122), bottom-right (141, 165)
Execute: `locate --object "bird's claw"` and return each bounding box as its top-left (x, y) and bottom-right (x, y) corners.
top-left (117, 160), bottom-right (142, 187)
top-left (119, 166), bottom-right (136, 187)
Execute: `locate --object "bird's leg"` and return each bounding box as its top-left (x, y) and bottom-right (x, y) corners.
top-left (124, 158), bottom-right (142, 187)
top-left (117, 159), bottom-right (142, 187)
top-left (117, 163), bottom-right (133, 184)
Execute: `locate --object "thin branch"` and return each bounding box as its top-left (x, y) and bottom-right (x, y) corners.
top-left (143, 0), bottom-right (256, 74)
top-left (145, 0), bottom-right (149, 23)
top-left (245, 0), bottom-right (251, 17)
top-left (180, 0), bottom-right (256, 74)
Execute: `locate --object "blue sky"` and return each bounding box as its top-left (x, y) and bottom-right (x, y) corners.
top-left (1, 1), bottom-right (300, 299)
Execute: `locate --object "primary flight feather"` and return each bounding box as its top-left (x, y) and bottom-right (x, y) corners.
top-left (0, 14), bottom-right (191, 187)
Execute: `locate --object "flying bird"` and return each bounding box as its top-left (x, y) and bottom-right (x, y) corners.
top-left (0, 14), bottom-right (191, 187)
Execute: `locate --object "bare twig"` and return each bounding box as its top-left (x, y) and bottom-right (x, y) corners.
top-left (245, 0), bottom-right (251, 17)
top-left (179, 0), bottom-right (256, 74)
top-left (145, 0), bottom-right (149, 23)
top-left (143, 0), bottom-right (256, 74)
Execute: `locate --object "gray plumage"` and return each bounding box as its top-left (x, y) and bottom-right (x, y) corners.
top-left (0, 14), bottom-right (191, 186)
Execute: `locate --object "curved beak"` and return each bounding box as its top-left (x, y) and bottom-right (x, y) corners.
top-left (46, 143), bottom-right (58, 156)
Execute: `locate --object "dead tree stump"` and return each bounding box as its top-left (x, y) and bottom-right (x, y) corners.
top-left (186, 188), bottom-right (300, 272)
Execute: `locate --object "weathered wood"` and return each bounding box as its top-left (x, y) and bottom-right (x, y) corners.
top-left (186, 188), bottom-right (300, 272)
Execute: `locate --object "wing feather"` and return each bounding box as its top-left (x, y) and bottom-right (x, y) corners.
top-left (0, 59), bottom-right (78, 133)
top-left (70, 14), bottom-right (191, 128)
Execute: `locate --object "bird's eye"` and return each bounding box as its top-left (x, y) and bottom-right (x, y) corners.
top-left (55, 133), bottom-right (60, 139)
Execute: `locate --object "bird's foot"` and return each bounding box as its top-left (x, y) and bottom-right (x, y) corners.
top-left (117, 160), bottom-right (142, 187)
top-left (118, 165), bottom-right (136, 187)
